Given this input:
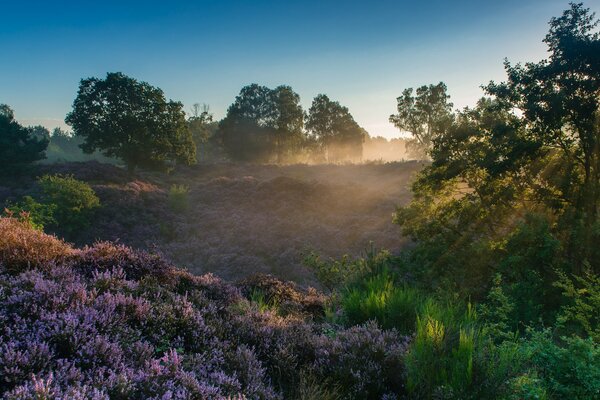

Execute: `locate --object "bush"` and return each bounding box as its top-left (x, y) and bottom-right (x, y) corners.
top-left (168, 183), bottom-right (190, 213)
top-left (554, 267), bottom-right (600, 342)
top-left (4, 196), bottom-right (56, 231)
top-left (341, 271), bottom-right (424, 334)
top-left (515, 329), bottom-right (600, 400)
top-left (0, 217), bottom-right (73, 274)
top-left (37, 174), bottom-right (100, 235)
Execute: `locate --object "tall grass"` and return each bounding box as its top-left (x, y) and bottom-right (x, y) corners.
top-left (168, 184), bottom-right (190, 212)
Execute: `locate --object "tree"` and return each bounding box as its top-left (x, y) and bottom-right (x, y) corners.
top-left (216, 84), bottom-right (276, 162)
top-left (389, 82), bottom-right (454, 159)
top-left (65, 72), bottom-right (196, 172)
top-left (216, 84), bottom-right (305, 162)
top-left (0, 104), bottom-right (48, 175)
top-left (487, 2), bottom-right (600, 270)
top-left (305, 94), bottom-right (366, 162)
top-left (188, 103), bottom-right (218, 162)
top-left (271, 85), bottom-right (304, 162)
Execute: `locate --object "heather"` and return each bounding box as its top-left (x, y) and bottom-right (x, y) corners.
top-left (0, 161), bottom-right (418, 286)
top-left (0, 218), bottom-right (410, 399)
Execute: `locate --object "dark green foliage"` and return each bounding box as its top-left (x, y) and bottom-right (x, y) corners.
top-left (554, 267), bottom-right (600, 342)
top-left (4, 196), bottom-right (57, 231)
top-left (216, 84), bottom-right (304, 162)
top-left (305, 94), bottom-right (366, 163)
top-left (0, 104), bottom-right (48, 175)
top-left (512, 329), bottom-right (600, 400)
top-left (65, 72), bottom-right (196, 171)
top-left (37, 174), bottom-right (100, 235)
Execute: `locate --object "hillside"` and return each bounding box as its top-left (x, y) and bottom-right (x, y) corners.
top-left (0, 217), bottom-right (408, 399)
top-left (0, 161), bottom-right (422, 285)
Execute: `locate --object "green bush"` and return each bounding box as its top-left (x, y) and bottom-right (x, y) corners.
top-left (37, 174), bottom-right (100, 235)
top-left (304, 245), bottom-right (392, 292)
top-left (4, 196), bottom-right (56, 231)
top-left (341, 271), bottom-right (424, 333)
top-left (516, 329), bottom-right (600, 400)
top-left (168, 184), bottom-right (190, 213)
top-left (554, 267), bottom-right (600, 342)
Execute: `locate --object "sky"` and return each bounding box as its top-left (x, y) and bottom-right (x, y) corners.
top-left (0, 0), bottom-right (595, 138)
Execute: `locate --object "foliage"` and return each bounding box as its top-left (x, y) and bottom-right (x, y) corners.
top-left (389, 82), bottom-right (454, 159)
top-left (37, 174), bottom-right (100, 235)
top-left (65, 72), bottom-right (196, 171)
top-left (168, 184), bottom-right (190, 213)
top-left (554, 267), bottom-right (600, 342)
top-left (187, 103), bottom-right (221, 162)
top-left (0, 104), bottom-right (48, 175)
top-left (4, 196), bottom-right (57, 231)
top-left (216, 84), bottom-right (304, 162)
top-left (45, 127), bottom-right (117, 164)
top-left (513, 329), bottom-right (600, 400)
top-left (305, 94), bottom-right (366, 163)
top-left (0, 218), bottom-right (410, 399)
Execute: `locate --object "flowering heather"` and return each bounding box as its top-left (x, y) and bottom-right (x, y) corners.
top-left (0, 217), bottom-right (410, 398)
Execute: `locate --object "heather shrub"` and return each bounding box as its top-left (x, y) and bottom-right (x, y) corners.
top-left (0, 221), bottom-right (415, 398)
top-left (168, 183), bottom-right (190, 213)
top-left (37, 174), bottom-right (100, 235)
top-left (312, 321), bottom-right (410, 399)
top-left (0, 217), bottom-right (73, 274)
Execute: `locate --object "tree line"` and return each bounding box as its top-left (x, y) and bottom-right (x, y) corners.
top-left (3, 75), bottom-right (393, 174)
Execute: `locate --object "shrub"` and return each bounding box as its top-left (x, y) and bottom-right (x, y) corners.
top-left (37, 174), bottom-right (100, 235)
top-left (304, 246), bottom-right (393, 292)
top-left (515, 329), bottom-right (600, 400)
top-left (554, 267), bottom-right (600, 342)
top-left (341, 271), bottom-right (424, 334)
top-left (4, 196), bottom-right (57, 231)
top-left (0, 217), bottom-right (73, 274)
top-left (168, 183), bottom-right (190, 213)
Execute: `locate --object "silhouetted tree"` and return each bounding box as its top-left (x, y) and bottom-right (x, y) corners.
top-left (271, 85), bottom-right (304, 162)
top-left (216, 84), bottom-right (304, 162)
top-left (0, 104), bottom-right (48, 175)
top-left (65, 72), bottom-right (196, 172)
top-left (389, 82), bottom-right (454, 159)
top-left (305, 94), bottom-right (366, 162)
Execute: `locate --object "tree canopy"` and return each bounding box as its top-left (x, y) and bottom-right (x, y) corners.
top-left (395, 3), bottom-right (600, 322)
top-left (65, 72), bottom-right (196, 171)
top-left (0, 104), bottom-right (48, 175)
top-left (216, 84), bottom-right (304, 162)
top-left (305, 94), bottom-right (366, 162)
top-left (389, 82), bottom-right (454, 159)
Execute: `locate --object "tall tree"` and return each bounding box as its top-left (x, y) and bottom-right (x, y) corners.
top-left (487, 2), bottom-right (600, 268)
top-left (65, 72), bottom-right (196, 172)
top-left (188, 103), bottom-right (218, 162)
top-left (389, 82), bottom-right (454, 159)
top-left (216, 84), bottom-right (304, 162)
top-left (271, 85), bottom-right (304, 162)
top-left (216, 84), bottom-right (276, 162)
top-left (305, 94), bottom-right (366, 162)
top-left (0, 104), bottom-right (48, 175)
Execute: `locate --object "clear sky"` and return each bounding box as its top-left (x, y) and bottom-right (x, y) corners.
top-left (0, 0), bottom-right (593, 138)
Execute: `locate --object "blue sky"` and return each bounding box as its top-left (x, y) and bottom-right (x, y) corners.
top-left (0, 0), bottom-right (590, 138)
